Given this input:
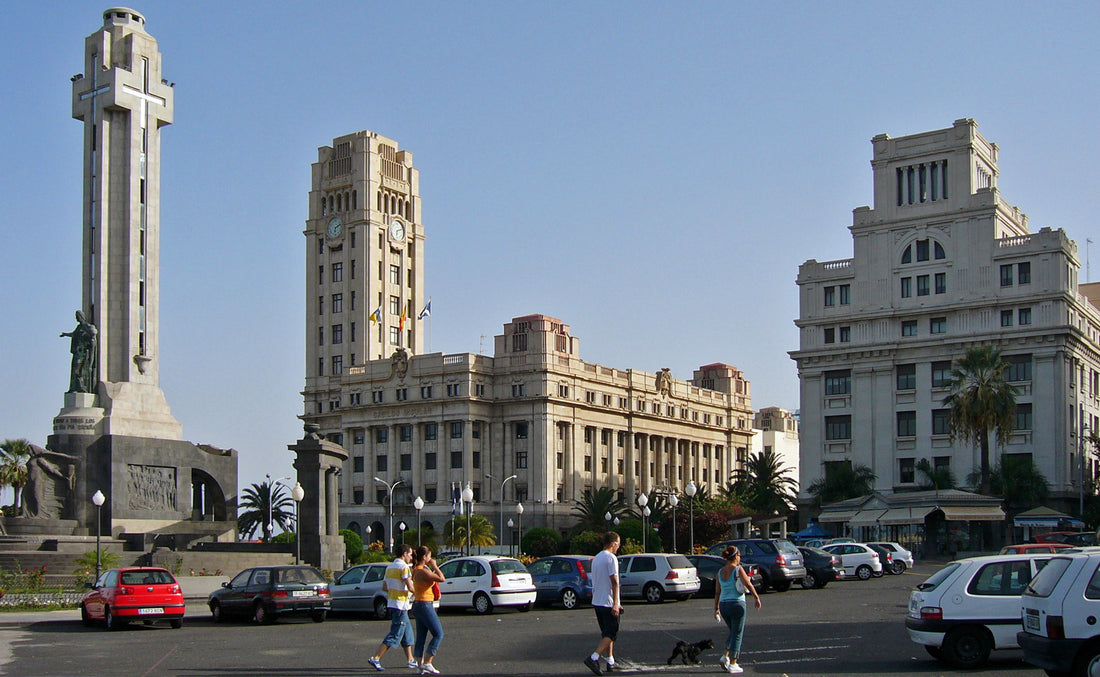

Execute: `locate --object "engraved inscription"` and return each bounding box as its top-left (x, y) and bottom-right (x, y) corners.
top-left (127, 464), bottom-right (177, 511)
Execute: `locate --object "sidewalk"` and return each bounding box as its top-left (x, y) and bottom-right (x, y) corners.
top-left (0, 578), bottom-right (223, 628)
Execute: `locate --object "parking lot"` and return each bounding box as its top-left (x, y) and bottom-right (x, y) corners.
top-left (0, 562), bottom-right (1048, 676)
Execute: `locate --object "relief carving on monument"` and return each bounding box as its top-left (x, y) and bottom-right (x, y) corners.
top-left (127, 464), bottom-right (178, 511)
top-left (22, 444), bottom-right (79, 519)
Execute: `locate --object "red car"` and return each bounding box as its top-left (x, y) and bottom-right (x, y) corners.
top-left (81, 567), bottom-right (185, 630)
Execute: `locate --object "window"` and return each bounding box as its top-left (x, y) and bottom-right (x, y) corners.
top-left (902, 320), bottom-right (917, 337)
top-left (318, 265), bottom-right (324, 284)
top-left (839, 326), bottom-right (851, 343)
top-left (515, 451), bottom-right (528, 469)
top-left (389, 326), bottom-right (399, 345)
top-left (930, 317), bottom-right (946, 334)
top-left (824, 327), bottom-right (835, 344)
top-left (1015, 403), bottom-right (1033, 431)
top-left (353, 489), bottom-right (364, 505)
top-left (447, 384), bottom-right (460, 397)
top-left (421, 386), bottom-right (433, 399)
top-left (512, 384), bottom-right (525, 397)
top-left (900, 277), bottom-right (912, 298)
top-left (934, 456), bottom-right (951, 472)
top-left (558, 384), bottom-right (569, 397)
top-left (376, 455), bottom-right (387, 472)
top-left (331, 324), bottom-right (343, 344)
top-left (825, 415), bottom-right (851, 441)
top-left (969, 561), bottom-right (1034, 596)
top-left (916, 239), bottom-right (929, 262)
top-left (372, 390), bottom-right (384, 403)
top-left (1000, 309), bottom-right (1014, 327)
top-left (450, 451), bottom-right (462, 468)
top-left (932, 409), bottom-right (951, 435)
top-left (450, 422), bottom-right (463, 438)
top-left (1006, 354), bottom-right (1032, 382)
top-left (389, 296), bottom-right (401, 315)
top-left (318, 326), bottom-right (324, 346)
top-left (1000, 264), bottom-right (1013, 287)
top-left (425, 487), bottom-right (437, 503)
top-left (396, 388), bottom-right (408, 401)
top-left (824, 370), bottom-right (851, 395)
top-left (1019, 308), bottom-right (1032, 325)
top-left (1018, 262), bottom-right (1031, 284)
top-left (472, 422), bottom-right (481, 439)
top-left (931, 361), bottom-right (952, 388)
top-left (399, 425), bottom-right (412, 442)
top-left (332, 262), bottom-right (343, 283)
top-left (515, 421), bottom-right (528, 439)
top-left (897, 411), bottom-right (916, 437)
top-left (839, 284), bottom-right (850, 305)
top-left (935, 272), bottom-right (946, 294)
top-left (389, 264), bottom-right (400, 285)
top-left (331, 355), bottom-right (343, 375)
top-left (824, 286), bottom-right (835, 307)
top-left (425, 453), bottom-right (437, 470)
top-left (917, 275), bottom-right (930, 296)
top-left (899, 458), bottom-right (915, 484)
top-left (353, 456), bottom-right (364, 473)
top-left (331, 293), bottom-right (343, 313)
top-left (375, 428), bottom-right (388, 443)
top-left (424, 423), bottom-right (437, 441)
top-left (896, 364), bottom-right (916, 390)
top-left (400, 454), bottom-right (412, 471)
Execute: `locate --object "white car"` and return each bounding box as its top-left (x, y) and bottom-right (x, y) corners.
top-left (867, 541), bottom-right (915, 574)
top-left (906, 553), bottom-right (1057, 668)
top-left (436, 556), bottom-right (536, 614)
top-left (1019, 551), bottom-right (1100, 675)
top-left (821, 543), bottom-right (882, 580)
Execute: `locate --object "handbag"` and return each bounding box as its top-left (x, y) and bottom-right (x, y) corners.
top-left (734, 566), bottom-right (746, 594)
top-left (432, 581), bottom-right (441, 601)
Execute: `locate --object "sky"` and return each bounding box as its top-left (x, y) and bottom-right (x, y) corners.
top-left (4, 1), bottom-right (1100, 501)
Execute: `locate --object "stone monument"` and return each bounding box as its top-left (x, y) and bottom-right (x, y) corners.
top-left (290, 425), bottom-right (349, 571)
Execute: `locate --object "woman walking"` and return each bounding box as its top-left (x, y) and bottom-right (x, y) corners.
top-left (411, 546), bottom-right (446, 675)
top-left (713, 545), bottom-right (762, 674)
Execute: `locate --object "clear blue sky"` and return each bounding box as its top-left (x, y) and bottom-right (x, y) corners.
top-left (4, 1), bottom-right (1100, 499)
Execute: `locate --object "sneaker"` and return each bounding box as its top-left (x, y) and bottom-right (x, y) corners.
top-left (727, 663), bottom-right (744, 674)
top-left (407, 661), bottom-right (419, 669)
top-left (583, 656), bottom-right (602, 676)
top-left (419, 665), bottom-right (440, 675)
top-left (368, 657), bottom-right (384, 671)
top-left (719, 656), bottom-right (730, 670)
top-left (603, 661), bottom-right (616, 672)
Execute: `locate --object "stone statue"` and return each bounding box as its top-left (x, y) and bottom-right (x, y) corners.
top-left (61, 310), bottom-right (97, 394)
top-left (656, 367), bottom-right (673, 397)
top-left (391, 347), bottom-right (410, 380)
top-left (21, 444), bottom-right (79, 519)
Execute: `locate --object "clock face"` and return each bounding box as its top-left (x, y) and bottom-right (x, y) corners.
top-left (389, 219), bottom-right (406, 242)
top-left (327, 218), bottom-right (343, 238)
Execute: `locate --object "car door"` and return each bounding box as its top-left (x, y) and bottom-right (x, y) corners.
top-left (616, 557), bottom-right (636, 597)
top-left (825, 545), bottom-right (854, 575)
top-left (964, 558), bottom-right (1050, 647)
top-left (439, 559), bottom-right (480, 607)
top-left (220, 569), bottom-right (254, 616)
top-left (331, 565), bottom-right (366, 612)
top-left (527, 559), bottom-right (554, 602)
top-left (85, 570), bottom-right (114, 617)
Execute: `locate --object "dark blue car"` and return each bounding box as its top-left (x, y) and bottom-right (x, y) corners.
top-left (527, 555), bottom-right (593, 609)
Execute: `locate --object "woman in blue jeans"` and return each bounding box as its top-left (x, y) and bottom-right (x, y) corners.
top-left (713, 545), bottom-right (762, 674)
top-left (411, 546), bottom-right (446, 675)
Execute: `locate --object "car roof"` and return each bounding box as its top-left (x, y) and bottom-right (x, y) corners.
top-left (953, 552), bottom-right (1067, 564)
top-left (445, 555), bottom-right (518, 562)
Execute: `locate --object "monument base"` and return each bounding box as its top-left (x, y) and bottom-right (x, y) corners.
top-left (5, 517), bottom-right (81, 537)
top-left (52, 392), bottom-right (105, 436)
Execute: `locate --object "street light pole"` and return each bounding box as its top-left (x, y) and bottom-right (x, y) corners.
top-left (499, 474), bottom-right (516, 554)
top-left (686, 481), bottom-right (697, 554)
top-left (92, 490), bottom-right (105, 580)
top-left (461, 483), bottom-right (474, 556)
top-left (669, 493), bottom-right (679, 553)
top-left (507, 519), bottom-right (515, 557)
top-left (516, 502), bottom-right (524, 555)
top-left (375, 477), bottom-right (405, 552)
top-left (1081, 424), bottom-right (1091, 517)
top-left (637, 493), bottom-right (648, 551)
top-left (265, 473), bottom-right (272, 543)
top-left (291, 482), bottom-right (304, 565)
top-left (414, 496), bottom-right (424, 547)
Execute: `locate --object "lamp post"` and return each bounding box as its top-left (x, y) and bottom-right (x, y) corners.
top-left (507, 518), bottom-right (515, 556)
top-left (265, 473), bottom-right (272, 542)
top-left (291, 482), bottom-right (304, 564)
top-left (375, 477), bottom-right (405, 552)
top-left (461, 483), bottom-right (474, 556)
top-left (1081, 424), bottom-right (1091, 517)
top-left (605, 511), bottom-right (613, 528)
top-left (637, 493), bottom-right (648, 551)
top-left (413, 496), bottom-right (424, 547)
top-left (516, 502), bottom-right (524, 555)
top-left (498, 475), bottom-right (517, 555)
top-left (92, 490), bottom-right (105, 580)
top-left (669, 493), bottom-right (679, 552)
top-left (685, 481), bottom-right (697, 554)
top-left (398, 521), bottom-right (407, 546)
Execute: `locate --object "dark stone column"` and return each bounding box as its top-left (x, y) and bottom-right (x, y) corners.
top-left (290, 424), bottom-right (349, 572)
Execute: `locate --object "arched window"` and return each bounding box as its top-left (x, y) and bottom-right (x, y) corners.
top-left (336, 194), bottom-right (342, 212)
top-left (901, 245), bottom-right (912, 264)
top-left (934, 242), bottom-right (946, 259)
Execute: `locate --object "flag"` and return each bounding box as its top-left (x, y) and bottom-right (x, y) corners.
top-left (400, 306), bottom-right (408, 331)
top-left (450, 483), bottom-right (457, 516)
top-left (368, 305), bottom-right (381, 324)
top-left (418, 299), bottom-right (432, 320)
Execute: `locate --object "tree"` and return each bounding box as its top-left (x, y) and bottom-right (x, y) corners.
top-left (340, 528), bottom-right (364, 561)
top-left (521, 527), bottom-right (561, 558)
top-left (943, 345), bottom-right (1018, 495)
top-left (0, 439), bottom-right (31, 511)
top-left (443, 514), bottom-right (496, 552)
top-left (237, 480), bottom-right (295, 542)
top-left (728, 449), bottom-right (798, 513)
top-left (916, 458), bottom-right (956, 491)
top-left (984, 455), bottom-right (1050, 512)
top-left (571, 487), bottom-right (630, 532)
top-left (807, 461), bottom-right (876, 505)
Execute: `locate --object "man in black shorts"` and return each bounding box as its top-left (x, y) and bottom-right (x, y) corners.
top-left (584, 531), bottom-right (622, 675)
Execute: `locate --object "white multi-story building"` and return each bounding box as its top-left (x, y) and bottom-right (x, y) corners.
top-left (751, 407), bottom-right (800, 486)
top-left (792, 118), bottom-right (1100, 521)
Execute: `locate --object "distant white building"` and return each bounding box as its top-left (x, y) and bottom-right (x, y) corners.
top-left (751, 407), bottom-right (800, 487)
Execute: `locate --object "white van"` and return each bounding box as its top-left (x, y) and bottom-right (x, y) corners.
top-left (1018, 551), bottom-right (1100, 675)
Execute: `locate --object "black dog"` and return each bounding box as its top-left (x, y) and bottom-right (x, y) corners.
top-left (667, 638), bottom-right (715, 665)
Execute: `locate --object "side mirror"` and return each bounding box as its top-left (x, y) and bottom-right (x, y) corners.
top-left (84, 582), bottom-right (95, 590)
top-left (221, 581), bottom-right (231, 589)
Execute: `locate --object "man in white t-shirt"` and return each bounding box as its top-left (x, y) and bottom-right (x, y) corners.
top-left (368, 544), bottom-right (417, 671)
top-left (585, 531), bottom-right (622, 675)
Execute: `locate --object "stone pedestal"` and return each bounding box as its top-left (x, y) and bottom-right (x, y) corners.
top-left (52, 392), bottom-right (105, 436)
top-left (289, 426), bottom-right (349, 572)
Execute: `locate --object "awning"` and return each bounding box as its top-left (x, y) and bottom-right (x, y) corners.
top-left (879, 506), bottom-right (936, 525)
top-left (849, 509), bottom-right (887, 526)
top-left (939, 505), bottom-right (1005, 521)
top-left (1013, 518), bottom-right (1061, 528)
top-left (817, 510), bottom-right (859, 523)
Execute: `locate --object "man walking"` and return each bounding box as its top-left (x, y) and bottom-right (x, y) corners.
top-left (368, 544), bottom-right (417, 671)
top-left (584, 531), bottom-right (622, 675)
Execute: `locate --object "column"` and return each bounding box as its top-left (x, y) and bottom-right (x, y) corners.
top-left (624, 430), bottom-right (636, 499)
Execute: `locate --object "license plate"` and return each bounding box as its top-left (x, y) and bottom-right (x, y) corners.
top-left (1025, 611), bottom-right (1040, 632)
top-left (292, 590), bottom-right (316, 598)
top-left (138, 607), bottom-right (164, 615)
top-left (790, 560), bottom-right (800, 567)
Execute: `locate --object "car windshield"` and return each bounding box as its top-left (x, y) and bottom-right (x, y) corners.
top-left (916, 562), bottom-right (961, 591)
top-left (120, 570), bottom-right (175, 585)
top-left (801, 547), bottom-right (831, 558)
top-left (491, 559), bottom-right (528, 575)
top-left (1024, 558), bottom-right (1073, 597)
top-left (666, 555), bottom-right (693, 570)
top-left (776, 540), bottom-right (800, 556)
top-left (276, 568), bottom-right (326, 585)
top-left (755, 541), bottom-right (778, 555)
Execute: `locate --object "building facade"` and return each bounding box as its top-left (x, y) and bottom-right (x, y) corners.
top-left (751, 407), bottom-right (800, 484)
top-left (791, 118), bottom-right (1100, 523)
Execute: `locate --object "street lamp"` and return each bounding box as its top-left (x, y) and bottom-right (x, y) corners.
top-left (637, 493), bottom-right (648, 551)
top-left (375, 477), bottom-right (405, 552)
top-left (461, 483), bottom-right (474, 556)
top-left (605, 511), bottom-right (613, 527)
top-left (685, 481), bottom-right (698, 553)
top-left (669, 493), bottom-right (679, 552)
top-left (498, 475), bottom-right (517, 555)
top-left (265, 473), bottom-right (290, 543)
top-left (291, 482), bottom-right (305, 564)
top-left (507, 518), bottom-right (515, 556)
top-left (643, 507), bottom-right (651, 550)
top-left (413, 496), bottom-right (425, 547)
top-left (516, 502), bottom-right (524, 555)
top-left (92, 490), bottom-right (105, 580)
top-left (398, 521), bottom-right (408, 546)
top-left (1081, 424), bottom-right (1091, 517)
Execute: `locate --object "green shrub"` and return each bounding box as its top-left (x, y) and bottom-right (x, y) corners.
top-left (566, 530), bottom-right (603, 556)
top-left (340, 529), bottom-right (364, 562)
top-left (521, 527), bottom-right (561, 558)
top-left (72, 550), bottom-right (122, 586)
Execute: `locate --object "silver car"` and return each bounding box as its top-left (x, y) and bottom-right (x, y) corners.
top-left (617, 553), bottom-right (700, 603)
top-left (330, 563), bottom-right (390, 618)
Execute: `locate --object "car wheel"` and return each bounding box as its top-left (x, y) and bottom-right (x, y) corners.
top-left (941, 626), bottom-right (992, 669)
top-left (800, 572), bottom-right (817, 590)
top-left (170, 618), bottom-right (183, 629)
top-left (473, 592), bottom-right (494, 615)
top-left (560, 588), bottom-right (579, 610)
top-left (253, 601), bottom-right (274, 625)
top-left (105, 607), bottom-right (124, 631)
top-left (373, 597), bottom-right (390, 620)
top-left (81, 604), bottom-right (94, 627)
top-left (856, 564), bottom-right (873, 580)
top-left (1072, 642), bottom-right (1100, 677)
top-left (871, 567), bottom-right (884, 578)
top-left (311, 610), bottom-right (327, 623)
top-left (643, 583), bottom-right (664, 603)
top-left (772, 580), bottom-right (791, 593)
top-left (892, 561), bottom-right (907, 575)
top-left (519, 602), bottom-right (533, 612)
top-left (924, 645), bottom-right (945, 661)
top-left (210, 601), bottom-right (224, 623)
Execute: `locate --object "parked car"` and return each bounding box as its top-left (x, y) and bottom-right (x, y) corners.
top-left (437, 555), bottom-right (536, 614)
top-left (866, 541), bottom-right (915, 573)
top-left (821, 543), bottom-right (882, 580)
top-left (617, 553), bottom-right (700, 603)
top-left (703, 539), bottom-right (807, 593)
top-left (797, 547), bottom-right (844, 589)
top-left (1036, 531), bottom-right (1096, 546)
top-left (999, 543), bottom-right (1073, 555)
top-left (330, 562), bottom-right (390, 618)
top-left (864, 543), bottom-right (894, 576)
top-left (81, 567), bottom-right (185, 630)
top-left (1018, 551), bottom-right (1100, 675)
top-left (906, 553), bottom-right (1057, 668)
top-left (686, 555), bottom-right (763, 597)
top-left (208, 565), bottom-right (330, 624)
top-left (527, 555), bottom-right (592, 609)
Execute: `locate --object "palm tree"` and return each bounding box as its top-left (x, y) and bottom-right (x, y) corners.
top-left (728, 449), bottom-right (798, 513)
top-left (237, 480), bottom-right (294, 542)
top-left (807, 461), bottom-right (876, 505)
top-left (443, 514), bottom-right (496, 551)
top-left (943, 345), bottom-right (1018, 495)
top-left (916, 458), bottom-right (956, 491)
top-left (0, 439), bottom-right (31, 511)
top-left (571, 487), bottom-right (630, 532)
